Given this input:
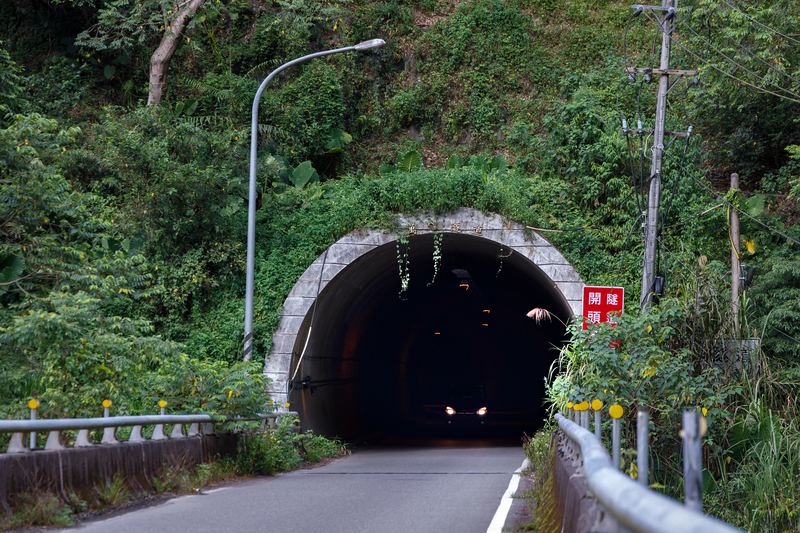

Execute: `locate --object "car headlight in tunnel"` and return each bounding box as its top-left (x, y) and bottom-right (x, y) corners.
top-left (477, 407), bottom-right (487, 415)
top-left (446, 406), bottom-right (456, 415)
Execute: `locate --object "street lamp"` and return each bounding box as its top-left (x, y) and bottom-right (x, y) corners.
top-left (244, 39), bottom-right (386, 361)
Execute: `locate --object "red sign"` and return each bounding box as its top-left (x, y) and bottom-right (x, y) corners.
top-left (582, 286), bottom-right (624, 330)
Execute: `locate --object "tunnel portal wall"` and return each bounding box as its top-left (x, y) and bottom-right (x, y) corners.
top-left (265, 208), bottom-right (585, 406)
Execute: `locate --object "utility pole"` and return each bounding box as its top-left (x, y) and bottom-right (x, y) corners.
top-left (730, 173), bottom-right (740, 331)
top-left (623, 0), bottom-right (696, 311)
top-left (640, 0), bottom-right (672, 312)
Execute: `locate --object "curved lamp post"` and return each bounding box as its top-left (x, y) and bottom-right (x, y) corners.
top-left (244, 39), bottom-right (386, 361)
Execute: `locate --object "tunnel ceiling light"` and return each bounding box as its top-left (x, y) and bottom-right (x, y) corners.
top-left (459, 283), bottom-right (470, 290)
top-left (434, 332), bottom-right (441, 335)
top-left (483, 309), bottom-right (490, 313)
top-left (482, 323), bottom-right (489, 327)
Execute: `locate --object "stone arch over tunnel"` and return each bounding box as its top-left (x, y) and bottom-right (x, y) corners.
top-left (265, 208), bottom-right (584, 440)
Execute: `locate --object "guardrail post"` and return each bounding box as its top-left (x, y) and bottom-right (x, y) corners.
top-left (170, 423), bottom-right (185, 439)
top-left (7, 432), bottom-right (29, 453)
top-left (45, 430), bottom-right (64, 450)
top-left (101, 400), bottom-right (119, 444)
top-left (637, 405), bottom-right (649, 486)
top-left (683, 410), bottom-right (703, 512)
top-left (592, 399), bottom-right (603, 439)
top-left (188, 422), bottom-right (200, 436)
top-left (152, 400), bottom-right (168, 440)
top-left (129, 425), bottom-right (146, 442)
top-left (610, 404), bottom-right (623, 470)
top-left (75, 429), bottom-right (92, 447)
top-left (29, 399), bottom-right (39, 450)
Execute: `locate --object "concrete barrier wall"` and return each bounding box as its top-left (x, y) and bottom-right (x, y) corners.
top-left (551, 431), bottom-right (608, 533)
top-left (0, 434), bottom-right (238, 512)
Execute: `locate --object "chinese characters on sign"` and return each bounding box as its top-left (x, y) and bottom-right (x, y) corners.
top-left (582, 286), bottom-right (624, 330)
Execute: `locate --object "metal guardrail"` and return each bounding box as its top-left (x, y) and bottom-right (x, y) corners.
top-left (0, 409), bottom-right (298, 454)
top-left (555, 412), bottom-right (742, 533)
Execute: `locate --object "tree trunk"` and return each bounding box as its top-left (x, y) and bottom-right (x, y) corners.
top-left (147, 0), bottom-right (206, 105)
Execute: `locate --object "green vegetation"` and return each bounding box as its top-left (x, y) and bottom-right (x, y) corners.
top-left (520, 428), bottom-right (558, 533)
top-left (0, 417), bottom-right (345, 530)
top-left (0, 0), bottom-right (798, 530)
top-left (0, 493), bottom-right (74, 531)
top-left (547, 287), bottom-right (798, 530)
top-left (235, 414), bottom-right (347, 475)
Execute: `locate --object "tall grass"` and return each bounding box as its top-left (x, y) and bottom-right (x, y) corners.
top-left (520, 427), bottom-right (559, 533)
top-left (708, 402), bottom-right (800, 532)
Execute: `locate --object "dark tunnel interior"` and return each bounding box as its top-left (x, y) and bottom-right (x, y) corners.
top-left (288, 233), bottom-right (572, 442)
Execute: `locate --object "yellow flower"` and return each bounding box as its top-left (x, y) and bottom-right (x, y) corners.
top-left (702, 407), bottom-right (708, 417)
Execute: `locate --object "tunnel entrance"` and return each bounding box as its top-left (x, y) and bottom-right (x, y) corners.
top-left (266, 209), bottom-right (584, 441)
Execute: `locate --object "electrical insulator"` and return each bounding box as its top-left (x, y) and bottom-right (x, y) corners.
top-left (622, 119), bottom-right (628, 130)
top-left (637, 119), bottom-right (643, 130)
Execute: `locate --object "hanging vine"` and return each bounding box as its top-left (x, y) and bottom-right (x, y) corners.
top-left (428, 231), bottom-right (443, 286)
top-left (397, 231), bottom-right (411, 298)
top-left (496, 244), bottom-right (512, 277)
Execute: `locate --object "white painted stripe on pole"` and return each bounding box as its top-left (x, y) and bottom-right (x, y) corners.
top-left (487, 457), bottom-right (530, 533)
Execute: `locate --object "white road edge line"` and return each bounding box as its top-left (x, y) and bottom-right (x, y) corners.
top-left (486, 457), bottom-right (530, 533)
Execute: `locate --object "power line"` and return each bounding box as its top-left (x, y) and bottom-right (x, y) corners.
top-left (718, 0), bottom-right (800, 46)
top-left (662, 28), bottom-right (800, 104)
top-left (740, 191), bottom-right (792, 198)
top-left (662, 203), bottom-right (724, 228)
top-left (708, 19), bottom-right (800, 88)
top-left (524, 225), bottom-right (631, 236)
top-left (641, 10), bottom-right (800, 104)
top-left (613, 213), bottom-right (644, 288)
top-left (657, 236), bottom-right (800, 348)
top-left (662, 150), bottom-right (800, 246)
top-left (673, 16), bottom-right (800, 101)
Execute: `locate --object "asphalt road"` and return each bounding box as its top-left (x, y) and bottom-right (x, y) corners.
top-left (62, 440), bottom-right (527, 533)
